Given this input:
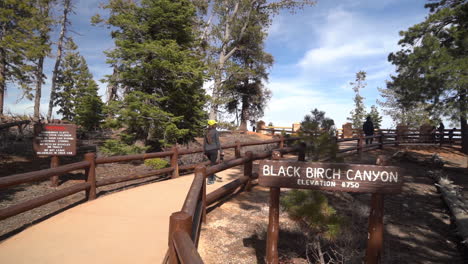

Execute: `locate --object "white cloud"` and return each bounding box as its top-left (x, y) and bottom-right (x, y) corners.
top-left (261, 2), bottom-right (427, 129)
top-left (298, 8), bottom-right (399, 71)
top-left (299, 42), bottom-right (385, 67)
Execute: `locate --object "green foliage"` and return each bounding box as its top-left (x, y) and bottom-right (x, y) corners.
top-left (368, 105), bottom-right (383, 129)
top-left (220, 4), bottom-right (274, 130)
top-left (387, 0), bottom-right (468, 152)
top-left (54, 39), bottom-right (104, 130)
top-left (96, 0), bottom-right (207, 148)
top-left (31, 0), bottom-right (55, 119)
top-left (144, 158), bottom-right (170, 170)
top-left (0, 0), bottom-right (42, 113)
top-left (105, 91), bottom-right (189, 149)
top-left (205, 0), bottom-right (315, 119)
top-left (100, 139), bottom-right (149, 156)
top-left (299, 109), bottom-right (339, 161)
top-left (377, 86), bottom-right (435, 127)
top-left (280, 190), bottom-right (343, 240)
top-left (347, 71), bottom-right (367, 129)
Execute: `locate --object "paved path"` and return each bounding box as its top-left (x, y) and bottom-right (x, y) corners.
top-left (0, 167), bottom-right (243, 264)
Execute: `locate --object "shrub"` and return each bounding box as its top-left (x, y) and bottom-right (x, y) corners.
top-left (144, 158), bottom-right (170, 170)
top-left (299, 108), bottom-right (339, 161)
top-left (280, 189), bottom-right (343, 240)
top-left (100, 139), bottom-right (149, 156)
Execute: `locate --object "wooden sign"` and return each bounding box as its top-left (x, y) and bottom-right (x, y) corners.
top-left (258, 160), bottom-right (403, 194)
top-left (33, 124), bottom-right (77, 156)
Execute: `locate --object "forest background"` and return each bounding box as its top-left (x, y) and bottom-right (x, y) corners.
top-left (1, 0), bottom-right (466, 152)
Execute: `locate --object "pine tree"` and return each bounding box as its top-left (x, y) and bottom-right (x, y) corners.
top-left (54, 39), bottom-right (103, 130)
top-left (299, 108), bottom-right (338, 161)
top-left (32, 0), bottom-right (55, 120)
top-left (388, 0), bottom-right (468, 153)
top-left (223, 18), bottom-right (273, 131)
top-left (93, 0), bottom-right (207, 147)
top-left (368, 105), bottom-right (382, 129)
top-left (377, 86), bottom-right (434, 127)
top-left (47, 0), bottom-right (72, 121)
top-left (0, 0), bottom-right (38, 115)
top-left (203, 0), bottom-right (315, 120)
top-left (347, 71), bottom-right (367, 129)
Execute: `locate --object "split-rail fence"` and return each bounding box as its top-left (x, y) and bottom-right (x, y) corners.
top-left (0, 130), bottom-right (461, 263)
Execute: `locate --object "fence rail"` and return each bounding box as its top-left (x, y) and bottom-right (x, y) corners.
top-left (0, 129), bottom-right (463, 262)
top-left (0, 137), bottom-right (292, 222)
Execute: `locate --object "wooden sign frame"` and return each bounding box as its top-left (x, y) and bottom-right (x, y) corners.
top-left (33, 124), bottom-right (77, 156)
top-left (262, 151), bottom-right (404, 264)
top-left (258, 160), bottom-right (403, 194)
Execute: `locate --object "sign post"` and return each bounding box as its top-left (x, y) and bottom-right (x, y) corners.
top-left (266, 151), bottom-right (281, 264)
top-left (259, 158), bottom-right (403, 264)
top-left (33, 123), bottom-right (77, 187)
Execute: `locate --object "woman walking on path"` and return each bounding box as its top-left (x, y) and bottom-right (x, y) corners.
top-left (203, 120), bottom-right (223, 185)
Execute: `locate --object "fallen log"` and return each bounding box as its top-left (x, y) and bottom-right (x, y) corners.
top-left (0, 120), bottom-right (30, 130)
top-left (428, 170), bottom-right (468, 248)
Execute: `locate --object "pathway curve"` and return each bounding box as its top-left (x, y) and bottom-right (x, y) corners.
top-left (0, 167), bottom-right (243, 264)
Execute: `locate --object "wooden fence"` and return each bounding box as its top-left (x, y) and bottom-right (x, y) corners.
top-left (0, 131), bottom-right (458, 262)
top-left (0, 137), bottom-right (298, 221)
top-left (164, 133), bottom-right (400, 263)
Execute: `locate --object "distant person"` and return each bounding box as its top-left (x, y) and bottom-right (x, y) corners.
top-left (203, 120), bottom-right (223, 185)
top-left (252, 126), bottom-right (256, 132)
top-left (363, 116), bottom-right (374, 144)
top-left (438, 122), bottom-right (445, 144)
top-left (449, 128), bottom-right (455, 144)
top-left (431, 125), bottom-right (437, 143)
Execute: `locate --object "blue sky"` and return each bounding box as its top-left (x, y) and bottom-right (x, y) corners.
top-left (5, 0), bottom-right (429, 129)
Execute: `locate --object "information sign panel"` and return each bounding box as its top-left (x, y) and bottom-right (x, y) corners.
top-left (33, 124), bottom-right (77, 156)
top-left (258, 160), bottom-right (403, 194)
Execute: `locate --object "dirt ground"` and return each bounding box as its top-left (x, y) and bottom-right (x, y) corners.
top-left (198, 145), bottom-right (468, 264)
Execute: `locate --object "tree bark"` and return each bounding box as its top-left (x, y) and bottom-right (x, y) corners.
top-left (0, 51), bottom-right (5, 116)
top-left (106, 66), bottom-right (119, 105)
top-left (208, 1), bottom-right (253, 120)
top-left (460, 91), bottom-right (467, 154)
top-left (47, 0), bottom-right (70, 121)
top-left (34, 55), bottom-right (45, 120)
top-left (239, 93), bottom-right (249, 131)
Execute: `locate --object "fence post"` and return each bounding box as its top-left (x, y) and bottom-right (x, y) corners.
top-left (244, 151), bottom-right (254, 191)
top-left (266, 150), bottom-right (281, 264)
top-left (279, 135), bottom-right (285, 157)
top-left (358, 134), bottom-right (363, 156)
top-left (365, 155), bottom-right (388, 264)
top-left (171, 146), bottom-right (179, 179)
top-left (84, 152), bottom-right (97, 200)
top-left (379, 133), bottom-right (384, 149)
top-left (195, 165), bottom-right (207, 223)
top-left (50, 156), bottom-right (60, 187)
top-left (235, 140), bottom-right (241, 158)
top-left (168, 211), bottom-right (193, 264)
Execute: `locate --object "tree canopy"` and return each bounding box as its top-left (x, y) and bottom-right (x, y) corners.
top-left (387, 0), bottom-right (467, 152)
top-left (54, 39), bottom-right (104, 130)
top-left (94, 0), bottom-right (207, 148)
top-left (347, 71), bottom-right (367, 129)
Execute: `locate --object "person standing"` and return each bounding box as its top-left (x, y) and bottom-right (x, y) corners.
top-left (363, 116), bottom-right (375, 144)
top-left (438, 122), bottom-right (445, 144)
top-left (204, 120), bottom-right (223, 185)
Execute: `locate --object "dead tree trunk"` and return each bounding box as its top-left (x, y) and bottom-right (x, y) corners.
top-left (47, 0), bottom-right (71, 121)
